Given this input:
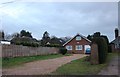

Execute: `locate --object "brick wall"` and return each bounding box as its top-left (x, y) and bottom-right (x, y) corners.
top-left (64, 37), bottom-right (91, 54)
top-left (2, 45), bottom-right (59, 58)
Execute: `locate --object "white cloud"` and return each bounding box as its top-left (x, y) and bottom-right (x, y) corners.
top-left (1, 2), bottom-right (118, 41)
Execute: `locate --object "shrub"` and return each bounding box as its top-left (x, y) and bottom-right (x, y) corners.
top-left (45, 44), bottom-right (62, 47)
top-left (31, 43), bottom-right (39, 47)
top-left (101, 35), bottom-right (110, 53)
top-left (59, 48), bottom-right (67, 55)
top-left (15, 42), bottom-right (21, 45)
top-left (92, 37), bottom-right (108, 64)
top-left (15, 41), bottom-right (39, 47)
top-left (108, 45), bottom-right (112, 53)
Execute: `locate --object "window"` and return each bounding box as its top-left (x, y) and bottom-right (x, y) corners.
top-left (66, 45), bottom-right (72, 50)
top-left (76, 45), bottom-right (82, 50)
top-left (76, 36), bottom-right (81, 40)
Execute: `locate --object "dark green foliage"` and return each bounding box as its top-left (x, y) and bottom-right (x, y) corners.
top-left (11, 37), bottom-right (39, 47)
top-left (115, 28), bottom-right (119, 38)
top-left (101, 35), bottom-right (109, 45)
top-left (101, 35), bottom-right (111, 53)
top-left (92, 37), bottom-right (108, 64)
top-left (45, 44), bottom-right (62, 47)
top-left (25, 42), bottom-right (39, 47)
top-left (20, 30), bottom-right (32, 38)
top-left (41, 32), bottom-right (65, 47)
top-left (93, 32), bottom-right (101, 37)
top-left (0, 31), bottom-right (4, 40)
top-left (88, 32), bottom-right (109, 63)
top-left (49, 36), bottom-right (65, 46)
top-left (10, 30), bottom-right (38, 47)
top-left (41, 31), bottom-right (50, 46)
top-left (87, 35), bottom-right (93, 41)
top-left (2, 31), bottom-right (4, 40)
top-left (50, 36), bottom-right (62, 45)
top-left (108, 45), bottom-right (112, 53)
top-left (16, 42), bottom-right (39, 47)
top-left (59, 48), bottom-right (67, 55)
top-left (15, 42), bottom-right (21, 45)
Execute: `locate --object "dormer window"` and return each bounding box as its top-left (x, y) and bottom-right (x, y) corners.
top-left (76, 36), bottom-right (81, 40)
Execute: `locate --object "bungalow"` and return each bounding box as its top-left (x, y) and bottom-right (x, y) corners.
top-left (63, 33), bottom-right (91, 54)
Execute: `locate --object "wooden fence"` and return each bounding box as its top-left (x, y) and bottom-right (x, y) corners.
top-left (2, 45), bottom-right (59, 58)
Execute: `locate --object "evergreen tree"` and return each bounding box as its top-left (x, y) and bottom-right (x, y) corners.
top-left (93, 32), bottom-right (101, 37)
top-left (41, 31), bottom-right (50, 46)
top-left (87, 35), bottom-right (92, 41)
top-left (20, 30), bottom-right (32, 38)
top-left (0, 31), bottom-right (4, 40)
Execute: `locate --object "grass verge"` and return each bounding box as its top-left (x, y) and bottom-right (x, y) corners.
top-left (2, 54), bottom-right (71, 68)
top-left (52, 53), bottom-right (118, 75)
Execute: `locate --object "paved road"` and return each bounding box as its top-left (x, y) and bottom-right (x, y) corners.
top-left (98, 56), bottom-right (119, 75)
top-left (2, 54), bottom-right (86, 75)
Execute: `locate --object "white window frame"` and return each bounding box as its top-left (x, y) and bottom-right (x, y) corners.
top-left (76, 36), bottom-right (81, 40)
top-left (66, 45), bottom-right (72, 50)
top-left (76, 45), bottom-right (82, 50)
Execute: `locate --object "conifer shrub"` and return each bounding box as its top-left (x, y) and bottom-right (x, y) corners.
top-left (108, 45), bottom-right (112, 53)
top-left (15, 42), bottom-right (39, 47)
top-left (59, 48), bottom-right (67, 55)
top-left (45, 44), bottom-right (62, 47)
top-left (92, 37), bottom-right (108, 64)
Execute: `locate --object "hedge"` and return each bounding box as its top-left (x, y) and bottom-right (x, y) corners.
top-left (16, 42), bottom-right (39, 47)
top-left (92, 37), bottom-right (108, 64)
top-left (59, 48), bottom-right (67, 55)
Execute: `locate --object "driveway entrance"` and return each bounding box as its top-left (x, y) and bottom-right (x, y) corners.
top-left (3, 54), bottom-right (87, 75)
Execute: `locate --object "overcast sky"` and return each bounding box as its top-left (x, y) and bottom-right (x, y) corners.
top-left (0, 2), bottom-right (118, 41)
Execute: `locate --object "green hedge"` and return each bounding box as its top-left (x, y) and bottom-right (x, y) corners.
top-left (16, 42), bottom-right (39, 47)
top-left (92, 37), bottom-right (108, 64)
top-left (59, 48), bottom-right (67, 55)
top-left (108, 45), bottom-right (112, 53)
top-left (45, 44), bottom-right (62, 47)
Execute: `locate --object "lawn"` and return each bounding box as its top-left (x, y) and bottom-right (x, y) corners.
top-left (52, 53), bottom-right (118, 75)
top-left (2, 54), bottom-right (71, 68)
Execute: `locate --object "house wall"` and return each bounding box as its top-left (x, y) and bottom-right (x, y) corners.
top-left (64, 36), bottom-right (91, 54)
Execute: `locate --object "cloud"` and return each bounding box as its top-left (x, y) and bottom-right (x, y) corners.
top-left (1, 2), bottom-right (118, 41)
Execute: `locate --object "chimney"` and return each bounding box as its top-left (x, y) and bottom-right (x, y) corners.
top-left (115, 28), bottom-right (119, 38)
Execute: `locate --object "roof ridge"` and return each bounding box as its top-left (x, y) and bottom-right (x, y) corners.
top-left (63, 33), bottom-right (91, 46)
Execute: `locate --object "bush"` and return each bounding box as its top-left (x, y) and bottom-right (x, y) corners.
top-left (92, 37), bottom-right (108, 64)
top-left (59, 48), bottom-right (67, 55)
top-left (101, 35), bottom-right (111, 53)
top-left (108, 45), bottom-right (112, 53)
top-left (15, 42), bottom-right (21, 45)
top-left (15, 41), bottom-right (39, 47)
top-left (45, 44), bottom-right (62, 47)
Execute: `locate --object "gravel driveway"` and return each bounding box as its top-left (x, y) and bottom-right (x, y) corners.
top-left (2, 54), bottom-right (86, 75)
